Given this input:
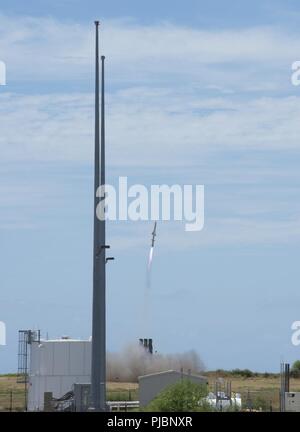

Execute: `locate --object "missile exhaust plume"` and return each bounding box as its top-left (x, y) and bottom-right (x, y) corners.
top-left (147, 222), bottom-right (157, 282)
top-left (147, 246), bottom-right (154, 271)
top-left (142, 223), bottom-right (157, 337)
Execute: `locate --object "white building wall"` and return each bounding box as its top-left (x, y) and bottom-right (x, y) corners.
top-left (28, 340), bottom-right (92, 411)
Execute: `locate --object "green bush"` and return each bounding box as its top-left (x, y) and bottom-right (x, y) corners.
top-left (252, 395), bottom-right (269, 411)
top-left (214, 369), bottom-right (229, 377)
top-left (145, 379), bottom-right (213, 412)
top-left (230, 368), bottom-right (255, 378)
top-left (291, 360), bottom-right (300, 378)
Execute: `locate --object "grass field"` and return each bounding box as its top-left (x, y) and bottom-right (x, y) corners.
top-left (1, 373), bottom-right (300, 411)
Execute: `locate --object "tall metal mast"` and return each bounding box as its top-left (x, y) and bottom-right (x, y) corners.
top-left (90, 20), bottom-right (107, 412)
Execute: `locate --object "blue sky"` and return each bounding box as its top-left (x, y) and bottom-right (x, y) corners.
top-left (1, 0), bottom-right (300, 373)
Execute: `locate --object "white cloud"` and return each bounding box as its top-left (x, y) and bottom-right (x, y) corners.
top-left (1, 13), bottom-right (300, 166)
top-left (0, 92), bottom-right (93, 162)
top-left (1, 90), bottom-right (300, 166)
top-left (0, 13), bottom-right (299, 247)
top-left (0, 13), bottom-right (299, 88)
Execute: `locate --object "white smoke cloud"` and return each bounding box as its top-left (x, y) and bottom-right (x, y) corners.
top-left (107, 343), bottom-right (205, 382)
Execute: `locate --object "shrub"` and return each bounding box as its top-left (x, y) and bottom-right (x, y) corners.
top-left (252, 395), bottom-right (269, 411)
top-left (230, 368), bottom-right (254, 378)
top-left (214, 369), bottom-right (229, 377)
top-left (145, 379), bottom-right (212, 412)
top-left (291, 360), bottom-right (300, 378)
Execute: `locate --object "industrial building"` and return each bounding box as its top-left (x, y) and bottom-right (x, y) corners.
top-left (25, 335), bottom-right (91, 411)
top-left (138, 370), bottom-right (208, 407)
top-left (24, 335), bottom-right (155, 410)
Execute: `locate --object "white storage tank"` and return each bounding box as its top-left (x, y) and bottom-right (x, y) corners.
top-left (28, 337), bottom-right (92, 411)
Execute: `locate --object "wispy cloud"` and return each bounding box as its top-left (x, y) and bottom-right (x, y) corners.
top-left (1, 90), bottom-right (300, 166)
top-left (0, 13), bottom-right (299, 89)
top-left (0, 13), bottom-right (300, 249)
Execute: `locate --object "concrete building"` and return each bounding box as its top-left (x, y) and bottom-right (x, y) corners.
top-left (138, 370), bottom-right (208, 407)
top-left (28, 338), bottom-right (91, 411)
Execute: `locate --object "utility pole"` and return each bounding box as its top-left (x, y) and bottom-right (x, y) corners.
top-left (90, 20), bottom-right (107, 412)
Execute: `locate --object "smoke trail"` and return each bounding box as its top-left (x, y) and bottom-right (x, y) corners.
top-left (146, 246), bottom-right (154, 290)
top-left (107, 343), bottom-right (205, 382)
top-left (142, 225), bottom-right (156, 338)
top-left (143, 246), bottom-right (154, 337)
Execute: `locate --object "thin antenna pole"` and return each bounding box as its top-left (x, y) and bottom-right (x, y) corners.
top-left (90, 20), bottom-right (106, 412)
top-left (99, 53), bottom-right (106, 410)
top-left (101, 55), bottom-right (105, 187)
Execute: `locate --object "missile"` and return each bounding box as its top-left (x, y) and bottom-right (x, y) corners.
top-left (151, 221), bottom-right (157, 247)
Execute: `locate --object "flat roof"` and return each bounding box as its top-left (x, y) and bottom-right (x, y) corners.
top-left (138, 369), bottom-right (207, 381)
top-left (38, 339), bottom-right (90, 343)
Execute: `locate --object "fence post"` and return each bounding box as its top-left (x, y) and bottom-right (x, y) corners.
top-left (10, 390), bottom-right (13, 412)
